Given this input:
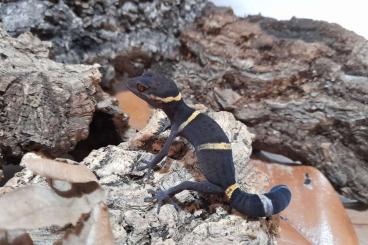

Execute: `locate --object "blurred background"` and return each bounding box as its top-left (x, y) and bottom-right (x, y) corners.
top-left (212, 0), bottom-right (368, 38)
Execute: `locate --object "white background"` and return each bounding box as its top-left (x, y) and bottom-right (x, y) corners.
top-left (211, 0), bottom-right (368, 39)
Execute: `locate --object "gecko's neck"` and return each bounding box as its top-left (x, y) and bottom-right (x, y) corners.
top-left (162, 100), bottom-right (194, 124)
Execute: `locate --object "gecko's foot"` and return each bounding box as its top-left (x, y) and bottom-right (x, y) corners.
top-left (136, 158), bottom-right (157, 172)
top-left (144, 188), bottom-right (180, 214)
top-left (161, 120), bottom-right (171, 132)
top-left (136, 162), bottom-right (154, 171)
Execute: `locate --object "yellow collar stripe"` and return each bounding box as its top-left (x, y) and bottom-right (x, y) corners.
top-left (197, 143), bottom-right (232, 151)
top-left (225, 183), bottom-right (239, 199)
top-left (150, 93), bottom-right (182, 103)
top-left (179, 111), bottom-right (200, 131)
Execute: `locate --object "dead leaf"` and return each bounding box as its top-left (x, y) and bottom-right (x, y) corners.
top-left (58, 203), bottom-right (114, 245)
top-left (0, 229), bottom-right (33, 245)
top-left (24, 158), bottom-right (97, 183)
top-left (0, 183), bottom-right (105, 230)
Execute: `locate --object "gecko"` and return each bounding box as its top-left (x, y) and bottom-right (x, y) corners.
top-left (127, 72), bottom-right (291, 217)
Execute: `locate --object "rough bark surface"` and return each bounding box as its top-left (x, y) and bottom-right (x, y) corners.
top-left (0, 110), bottom-right (276, 244)
top-left (0, 27), bottom-right (128, 164)
top-left (172, 7), bottom-right (368, 203)
top-left (0, 155), bottom-right (3, 183)
top-left (0, 0), bottom-right (207, 88)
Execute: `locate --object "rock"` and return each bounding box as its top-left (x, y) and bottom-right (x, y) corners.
top-left (1, 110), bottom-right (276, 243)
top-left (0, 27), bottom-right (128, 164)
top-left (251, 159), bottom-right (358, 245)
top-left (0, 0), bottom-right (207, 88)
top-left (174, 6), bottom-right (368, 203)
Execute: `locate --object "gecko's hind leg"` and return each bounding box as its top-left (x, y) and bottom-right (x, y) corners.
top-left (144, 181), bottom-right (224, 214)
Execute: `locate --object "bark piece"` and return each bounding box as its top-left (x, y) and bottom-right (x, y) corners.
top-left (0, 154), bottom-right (3, 184)
top-left (175, 6), bottom-right (368, 203)
top-left (80, 110), bottom-right (272, 244)
top-left (1, 110), bottom-right (273, 243)
top-left (0, 27), bottom-right (127, 163)
top-left (0, 0), bottom-right (207, 87)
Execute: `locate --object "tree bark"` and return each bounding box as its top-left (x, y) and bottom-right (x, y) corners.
top-left (0, 28), bottom-right (127, 163)
top-left (173, 6), bottom-right (368, 203)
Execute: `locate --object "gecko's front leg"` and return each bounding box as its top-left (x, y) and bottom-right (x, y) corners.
top-left (136, 126), bottom-right (178, 171)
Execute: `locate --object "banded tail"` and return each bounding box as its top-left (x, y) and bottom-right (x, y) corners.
top-left (229, 184), bottom-right (291, 217)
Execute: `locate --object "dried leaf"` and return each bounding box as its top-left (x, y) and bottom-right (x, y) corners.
top-left (0, 183), bottom-right (105, 230)
top-left (0, 229), bottom-right (33, 245)
top-left (59, 203), bottom-right (114, 245)
top-left (24, 158), bottom-right (97, 183)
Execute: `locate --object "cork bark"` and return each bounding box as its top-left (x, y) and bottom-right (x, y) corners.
top-left (0, 28), bottom-right (127, 163)
top-left (173, 6), bottom-right (368, 203)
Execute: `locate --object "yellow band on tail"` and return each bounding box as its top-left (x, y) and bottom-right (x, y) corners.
top-left (150, 93), bottom-right (182, 103)
top-left (225, 183), bottom-right (240, 199)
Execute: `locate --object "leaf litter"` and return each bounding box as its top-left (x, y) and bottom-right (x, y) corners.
top-left (0, 156), bottom-right (113, 244)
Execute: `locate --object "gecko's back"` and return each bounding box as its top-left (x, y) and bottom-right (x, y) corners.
top-left (179, 113), bottom-right (236, 190)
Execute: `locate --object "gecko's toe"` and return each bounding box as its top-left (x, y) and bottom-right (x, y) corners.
top-left (147, 189), bottom-right (156, 195)
top-left (144, 188), bottom-right (159, 202)
top-left (144, 196), bottom-right (156, 202)
top-left (144, 188), bottom-right (180, 214)
top-left (156, 202), bottom-right (163, 214)
top-left (136, 164), bottom-right (149, 171)
top-left (169, 199), bottom-right (181, 212)
top-left (141, 169), bottom-right (155, 183)
top-left (155, 198), bottom-right (180, 214)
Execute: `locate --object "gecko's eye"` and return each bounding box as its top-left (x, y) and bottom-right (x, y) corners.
top-left (137, 83), bottom-right (148, 92)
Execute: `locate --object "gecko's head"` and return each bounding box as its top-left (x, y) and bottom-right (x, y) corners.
top-left (127, 72), bottom-right (181, 108)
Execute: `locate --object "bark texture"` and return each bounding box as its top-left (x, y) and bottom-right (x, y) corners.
top-left (1, 0), bottom-right (366, 206)
top-left (1, 110), bottom-right (276, 244)
top-left (172, 6), bottom-right (368, 203)
top-left (0, 155), bottom-right (3, 183)
top-left (0, 0), bottom-right (207, 88)
top-left (0, 27), bottom-right (127, 163)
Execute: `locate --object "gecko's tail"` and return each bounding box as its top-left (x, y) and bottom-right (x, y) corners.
top-left (229, 184), bottom-right (291, 218)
